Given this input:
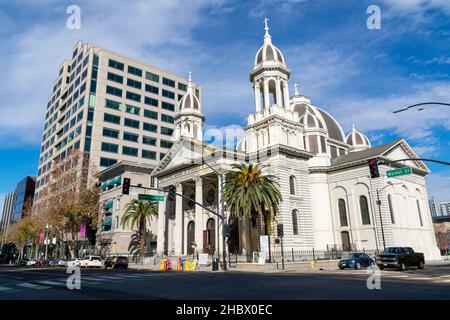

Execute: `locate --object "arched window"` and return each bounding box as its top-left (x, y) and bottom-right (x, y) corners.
top-left (416, 199), bottom-right (423, 227)
top-left (289, 176), bottom-right (296, 195)
top-left (292, 210), bottom-right (299, 235)
top-left (359, 195), bottom-right (371, 225)
top-left (338, 199), bottom-right (348, 227)
top-left (388, 194), bottom-right (395, 224)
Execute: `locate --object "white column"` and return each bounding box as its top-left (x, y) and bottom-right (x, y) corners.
top-left (174, 183), bottom-right (183, 256)
top-left (194, 177), bottom-right (204, 253)
top-left (283, 81), bottom-right (290, 109)
top-left (275, 79), bottom-right (282, 107)
top-left (156, 199), bottom-right (166, 255)
top-left (254, 83), bottom-right (261, 113)
top-left (263, 79), bottom-right (270, 108)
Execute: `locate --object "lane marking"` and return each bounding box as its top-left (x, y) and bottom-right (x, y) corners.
top-left (0, 285), bottom-right (19, 293)
top-left (37, 280), bottom-right (67, 286)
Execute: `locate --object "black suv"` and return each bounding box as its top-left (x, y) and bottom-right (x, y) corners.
top-left (104, 256), bottom-right (129, 269)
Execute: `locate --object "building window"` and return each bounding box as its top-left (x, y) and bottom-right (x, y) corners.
top-left (161, 114), bottom-right (174, 124)
top-left (127, 78), bottom-right (142, 90)
top-left (161, 102), bottom-right (174, 111)
top-left (160, 127), bottom-right (174, 136)
top-left (108, 59), bottom-right (124, 71)
top-left (289, 176), bottom-right (296, 195)
top-left (143, 136), bottom-right (156, 146)
top-left (102, 128), bottom-right (119, 139)
top-left (123, 146), bottom-right (138, 157)
top-left (142, 150), bottom-right (156, 159)
top-left (126, 91), bottom-right (141, 102)
top-left (416, 199), bottom-right (423, 227)
top-left (162, 77), bottom-right (175, 88)
top-left (292, 210), bottom-right (299, 235)
top-left (145, 71), bottom-right (159, 83)
top-left (144, 109), bottom-right (158, 119)
top-left (100, 157), bottom-right (117, 167)
top-left (388, 194), bottom-right (395, 224)
top-left (125, 104), bottom-right (140, 115)
top-left (178, 83), bottom-right (187, 91)
top-left (145, 84), bottom-right (159, 95)
top-left (104, 113), bottom-right (121, 125)
top-left (101, 142), bottom-right (118, 153)
top-left (359, 195), bottom-right (371, 225)
top-left (107, 72), bottom-right (123, 84)
top-left (144, 96), bottom-right (158, 107)
top-left (160, 140), bottom-right (173, 149)
top-left (143, 123), bottom-right (157, 132)
top-left (106, 85), bottom-right (122, 97)
top-left (160, 153), bottom-right (166, 160)
top-left (338, 199), bottom-right (348, 227)
top-left (105, 99), bottom-right (121, 111)
top-left (124, 118), bottom-right (140, 129)
top-left (162, 89), bottom-right (175, 99)
top-left (123, 132), bottom-right (139, 142)
top-left (128, 65), bottom-right (142, 77)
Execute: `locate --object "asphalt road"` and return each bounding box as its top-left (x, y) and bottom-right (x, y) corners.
top-left (0, 263), bottom-right (449, 300)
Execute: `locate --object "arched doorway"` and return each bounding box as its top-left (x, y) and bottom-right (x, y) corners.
top-left (187, 221), bottom-right (195, 255)
top-left (204, 218), bottom-right (216, 255)
top-left (341, 231), bottom-right (351, 251)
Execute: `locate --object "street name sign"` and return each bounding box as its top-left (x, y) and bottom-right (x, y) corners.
top-left (138, 194), bottom-right (165, 201)
top-left (386, 167), bottom-right (412, 178)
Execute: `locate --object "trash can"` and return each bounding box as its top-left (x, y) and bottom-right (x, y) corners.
top-left (212, 259), bottom-right (219, 271)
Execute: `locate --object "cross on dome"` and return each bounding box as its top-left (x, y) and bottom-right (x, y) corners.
top-left (294, 83), bottom-right (299, 96)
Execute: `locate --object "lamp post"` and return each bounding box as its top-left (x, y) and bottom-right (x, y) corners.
top-left (393, 102), bottom-right (450, 113)
top-left (201, 160), bottom-right (227, 271)
top-left (375, 183), bottom-right (402, 251)
top-left (44, 223), bottom-right (50, 260)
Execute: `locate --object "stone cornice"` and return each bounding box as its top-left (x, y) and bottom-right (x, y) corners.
top-left (249, 65), bottom-right (291, 82)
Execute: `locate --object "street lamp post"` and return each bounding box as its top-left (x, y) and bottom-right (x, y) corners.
top-left (202, 160), bottom-right (228, 271)
top-left (375, 189), bottom-right (386, 250)
top-left (44, 223), bottom-right (50, 260)
top-left (393, 102), bottom-right (450, 113)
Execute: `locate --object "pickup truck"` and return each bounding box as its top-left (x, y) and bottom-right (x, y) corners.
top-left (376, 247), bottom-right (425, 271)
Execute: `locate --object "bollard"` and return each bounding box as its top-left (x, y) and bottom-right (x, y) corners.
top-left (160, 259), bottom-right (166, 271)
top-left (310, 261), bottom-right (315, 269)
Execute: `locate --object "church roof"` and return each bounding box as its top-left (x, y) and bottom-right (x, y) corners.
top-left (330, 139), bottom-right (401, 166)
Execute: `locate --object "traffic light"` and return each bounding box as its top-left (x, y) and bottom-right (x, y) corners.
top-left (368, 158), bottom-right (380, 179)
top-left (122, 178), bottom-right (131, 195)
top-left (168, 185), bottom-right (176, 201)
top-left (277, 224), bottom-right (284, 238)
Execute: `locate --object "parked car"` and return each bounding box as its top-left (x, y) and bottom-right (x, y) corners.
top-left (13, 258), bottom-right (29, 266)
top-left (80, 256), bottom-right (102, 268)
top-left (67, 259), bottom-right (81, 267)
top-left (48, 259), bottom-right (59, 267)
top-left (37, 259), bottom-right (50, 267)
top-left (26, 260), bottom-right (37, 266)
top-left (104, 256), bottom-right (129, 269)
top-left (376, 247), bottom-right (425, 271)
top-left (57, 259), bottom-right (68, 267)
top-left (338, 252), bottom-right (374, 270)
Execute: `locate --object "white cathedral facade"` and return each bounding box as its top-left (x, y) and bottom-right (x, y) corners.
top-left (153, 21), bottom-right (441, 261)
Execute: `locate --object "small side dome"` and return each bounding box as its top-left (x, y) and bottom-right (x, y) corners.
top-left (346, 124), bottom-right (371, 152)
top-left (254, 18), bottom-right (286, 66)
top-left (177, 72), bottom-right (201, 112)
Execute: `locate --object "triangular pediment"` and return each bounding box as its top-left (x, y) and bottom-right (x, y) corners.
top-left (151, 137), bottom-right (221, 177)
top-left (382, 139), bottom-right (429, 172)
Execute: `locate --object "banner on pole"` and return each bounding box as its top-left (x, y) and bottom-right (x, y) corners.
top-left (80, 222), bottom-right (86, 238)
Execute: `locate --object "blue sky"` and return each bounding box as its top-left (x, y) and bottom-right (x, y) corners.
top-left (0, 0), bottom-right (449, 209)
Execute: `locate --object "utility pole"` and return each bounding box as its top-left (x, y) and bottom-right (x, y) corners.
top-left (376, 189), bottom-right (386, 250)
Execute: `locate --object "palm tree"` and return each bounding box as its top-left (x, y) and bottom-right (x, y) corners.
top-left (121, 199), bottom-right (158, 263)
top-left (224, 163), bottom-right (282, 252)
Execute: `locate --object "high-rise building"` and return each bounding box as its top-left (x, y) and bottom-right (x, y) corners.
top-left (34, 41), bottom-right (201, 206)
top-left (11, 176), bottom-right (36, 222)
top-left (441, 202), bottom-right (450, 217)
top-left (428, 197), bottom-right (442, 217)
top-left (0, 191), bottom-right (15, 247)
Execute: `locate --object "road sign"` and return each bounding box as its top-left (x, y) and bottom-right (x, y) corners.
top-left (138, 194), bottom-right (165, 201)
top-left (386, 167), bottom-right (412, 178)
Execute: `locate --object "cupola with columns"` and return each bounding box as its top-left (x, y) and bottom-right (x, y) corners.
top-left (345, 124), bottom-right (371, 153)
top-left (250, 18), bottom-right (291, 112)
top-left (174, 72), bottom-right (205, 141)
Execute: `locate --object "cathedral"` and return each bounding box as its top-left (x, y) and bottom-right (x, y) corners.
top-left (153, 20), bottom-right (441, 261)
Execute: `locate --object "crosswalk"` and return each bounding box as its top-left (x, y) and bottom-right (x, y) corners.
top-left (0, 272), bottom-right (174, 295)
